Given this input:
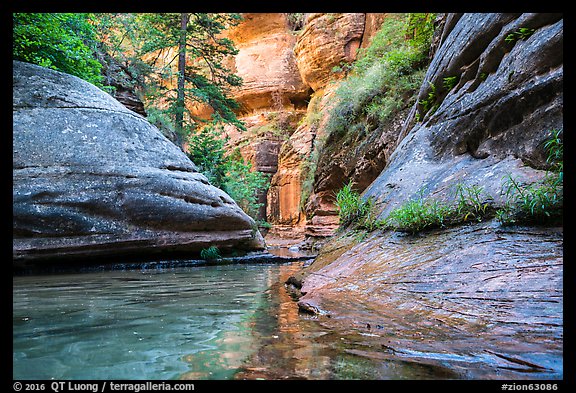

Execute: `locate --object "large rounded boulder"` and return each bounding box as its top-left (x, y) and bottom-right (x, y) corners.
top-left (13, 60), bottom-right (265, 268)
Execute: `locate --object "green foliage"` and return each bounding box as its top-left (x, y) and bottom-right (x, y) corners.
top-left (13, 13), bottom-right (105, 87)
top-left (223, 149), bottom-right (270, 221)
top-left (452, 183), bottom-right (493, 223)
top-left (325, 14), bottom-right (434, 138)
top-left (496, 129), bottom-right (563, 225)
top-left (544, 129), bottom-right (563, 175)
top-left (505, 27), bottom-right (535, 43)
top-left (335, 182), bottom-right (367, 227)
top-left (335, 182), bottom-right (384, 231)
top-left (405, 13), bottom-right (436, 57)
top-left (418, 81), bottom-right (438, 115)
top-left (186, 126), bottom-right (269, 221)
top-left (186, 125), bottom-right (228, 187)
top-left (334, 131), bottom-right (562, 235)
top-left (443, 75), bottom-right (459, 91)
top-left (100, 13), bottom-right (245, 146)
top-left (200, 246), bottom-right (221, 260)
top-left (497, 174), bottom-right (562, 225)
top-left (387, 190), bottom-right (452, 234)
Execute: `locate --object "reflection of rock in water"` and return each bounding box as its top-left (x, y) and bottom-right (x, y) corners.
top-left (234, 262), bottom-right (333, 380)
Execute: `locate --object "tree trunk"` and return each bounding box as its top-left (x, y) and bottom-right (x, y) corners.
top-left (175, 13), bottom-right (189, 149)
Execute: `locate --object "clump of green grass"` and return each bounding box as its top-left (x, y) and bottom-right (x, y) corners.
top-left (497, 174), bottom-right (563, 225)
top-left (334, 181), bottom-right (387, 232)
top-left (200, 246), bottom-right (221, 261)
top-left (386, 190), bottom-right (453, 234)
top-left (334, 130), bottom-right (562, 235)
top-left (335, 182), bottom-right (372, 227)
top-left (496, 129), bottom-right (563, 225)
top-left (505, 27), bottom-right (535, 43)
top-left (453, 183), bottom-right (493, 223)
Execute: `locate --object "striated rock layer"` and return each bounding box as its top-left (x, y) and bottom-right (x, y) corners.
top-left (13, 61), bottom-right (264, 268)
top-left (294, 13), bottom-right (366, 91)
top-left (226, 13), bottom-right (311, 114)
top-left (295, 13), bottom-right (563, 378)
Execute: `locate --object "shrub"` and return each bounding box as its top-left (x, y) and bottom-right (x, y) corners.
top-left (223, 149), bottom-right (270, 221)
top-left (13, 13), bottom-right (105, 88)
top-left (187, 125), bottom-right (270, 222)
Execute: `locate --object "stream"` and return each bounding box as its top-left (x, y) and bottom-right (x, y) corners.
top-left (13, 256), bottom-right (465, 380)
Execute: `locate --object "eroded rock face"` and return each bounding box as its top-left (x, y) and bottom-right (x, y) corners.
top-left (296, 13), bottom-right (563, 378)
top-left (266, 122), bottom-right (312, 226)
top-left (297, 223), bottom-right (563, 378)
top-left (294, 13), bottom-right (366, 91)
top-left (13, 61), bottom-right (264, 267)
top-left (226, 13), bottom-right (311, 114)
top-left (364, 13), bottom-right (563, 216)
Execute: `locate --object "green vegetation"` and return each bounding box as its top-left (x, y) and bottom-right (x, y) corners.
top-left (386, 191), bottom-right (452, 234)
top-left (497, 129), bottom-right (563, 225)
top-left (418, 81), bottom-right (438, 116)
top-left (335, 182), bottom-right (372, 228)
top-left (336, 130), bottom-right (563, 235)
top-left (335, 182), bottom-right (383, 232)
top-left (443, 75), bottom-right (459, 91)
top-left (200, 246), bottom-right (221, 261)
top-left (13, 13), bottom-right (273, 224)
top-left (14, 13), bottom-right (246, 150)
top-left (453, 183), bottom-right (493, 223)
top-left (186, 125), bottom-right (269, 221)
top-left (224, 149), bottom-right (270, 221)
top-left (505, 27), bottom-right (535, 43)
top-left (301, 14), bottom-right (436, 217)
top-left (127, 13), bottom-right (245, 147)
top-left (326, 14), bottom-right (434, 138)
top-left (13, 13), bottom-right (105, 88)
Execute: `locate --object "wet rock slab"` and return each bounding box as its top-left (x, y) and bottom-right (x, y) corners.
top-left (297, 221), bottom-right (563, 379)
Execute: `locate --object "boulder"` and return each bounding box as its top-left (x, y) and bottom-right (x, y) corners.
top-left (363, 13), bottom-right (563, 214)
top-left (13, 61), bottom-right (264, 267)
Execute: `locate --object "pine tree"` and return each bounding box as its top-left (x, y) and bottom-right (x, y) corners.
top-left (134, 13), bottom-right (245, 148)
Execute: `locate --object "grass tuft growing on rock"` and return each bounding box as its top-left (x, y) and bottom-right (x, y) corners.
top-left (200, 246), bottom-right (221, 261)
top-left (386, 191), bottom-right (453, 234)
top-left (496, 129), bottom-right (563, 225)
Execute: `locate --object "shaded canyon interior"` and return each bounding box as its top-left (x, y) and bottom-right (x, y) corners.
top-left (13, 13), bottom-right (563, 379)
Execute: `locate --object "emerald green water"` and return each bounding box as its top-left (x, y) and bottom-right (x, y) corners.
top-left (13, 260), bottom-right (494, 380)
top-left (13, 263), bottom-right (280, 380)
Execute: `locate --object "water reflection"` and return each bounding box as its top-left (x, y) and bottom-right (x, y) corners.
top-left (13, 260), bottom-right (494, 380)
top-left (13, 264), bottom-right (277, 380)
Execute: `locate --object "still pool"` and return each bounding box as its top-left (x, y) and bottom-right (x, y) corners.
top-left (13, 261), bottom-right (487, 380)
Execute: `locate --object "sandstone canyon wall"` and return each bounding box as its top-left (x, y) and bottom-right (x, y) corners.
top-left (294, 13), bottom-right (563, 379)
top-left (224, 13), bottom-right (387, 240)
top-left (13, 60), bottom-right (264, 268)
